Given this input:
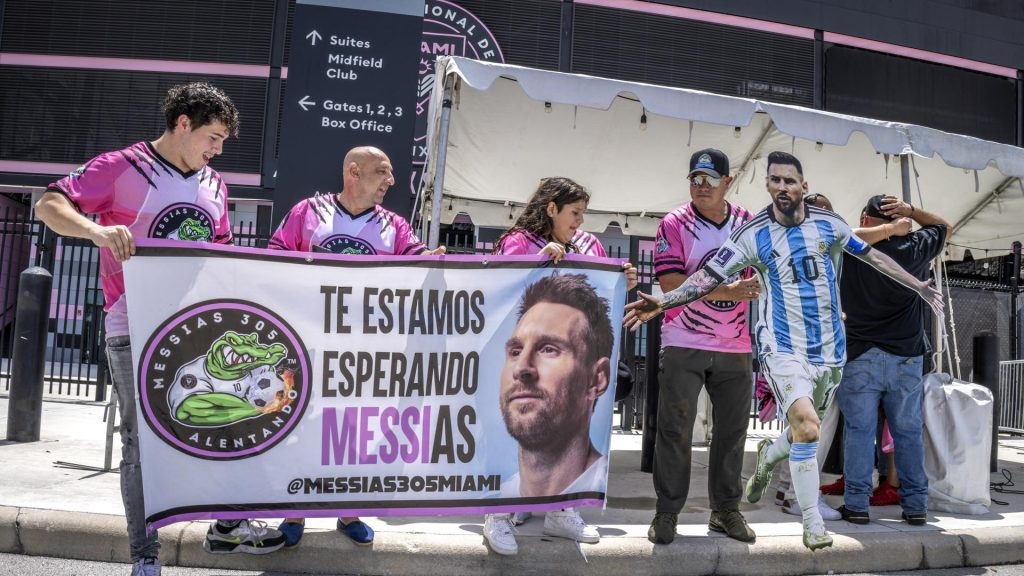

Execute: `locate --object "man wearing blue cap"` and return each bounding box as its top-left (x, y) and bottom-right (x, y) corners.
top-left (647, 148), bottom-right (760, 545)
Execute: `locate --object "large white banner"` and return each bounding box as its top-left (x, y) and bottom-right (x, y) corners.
top-left (124, 241), bottom-right (626, 529)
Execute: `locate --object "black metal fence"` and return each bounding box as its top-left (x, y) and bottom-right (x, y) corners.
top-left (7, 211), bottom-right (1018, 436)
top-left (1, 208), bottom-right (107, 398)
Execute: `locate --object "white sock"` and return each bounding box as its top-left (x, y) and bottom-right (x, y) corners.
top-left (790, 442), bottom-right (822, 525)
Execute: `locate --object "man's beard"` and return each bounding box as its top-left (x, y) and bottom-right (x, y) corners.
top-left (501, 393), bottom-right (558, 451)
top-left (773, 195), bottom-right (800, 218)
top-left (500, 368), bottom-right (589, 451)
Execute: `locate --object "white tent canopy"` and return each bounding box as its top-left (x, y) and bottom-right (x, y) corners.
top-left (421, 56), bottom-right (1024, 259)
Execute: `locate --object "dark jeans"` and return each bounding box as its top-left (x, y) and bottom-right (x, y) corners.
top-left (653, 346), bottom-right (752, 513)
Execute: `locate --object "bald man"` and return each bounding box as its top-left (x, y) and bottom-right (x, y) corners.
top-left (269, 146), bottom-right (444, 548)
top-left (270, 146), bottom-right (445, 256)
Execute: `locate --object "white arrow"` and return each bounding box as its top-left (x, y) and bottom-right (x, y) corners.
top-left (306, 30), bottom-right (322, 45)
top-left (298, 95), bottom-right (316, 111)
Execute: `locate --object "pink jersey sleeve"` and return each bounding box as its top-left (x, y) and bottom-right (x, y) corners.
top-left (50, 151), bottom-right (129, 215)
top-left (268, 199), bottom-right (315, 252)
top-left (391, 213), bottom-right (427, 255)
top-left (572, 230), bottom-right (607, 257)
top-left (495, 229), bottom-right (543, 255)
top-left (653, 210), bottom-right (687, 278)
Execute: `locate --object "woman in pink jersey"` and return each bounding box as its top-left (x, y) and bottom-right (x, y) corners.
top-left (482, 177), bottom-right (636, 556)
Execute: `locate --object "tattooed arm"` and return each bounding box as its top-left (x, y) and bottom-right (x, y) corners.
top-left (623, 268), bottom-right (723, 331)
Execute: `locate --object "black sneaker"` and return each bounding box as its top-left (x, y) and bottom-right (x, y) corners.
top-left (902, 511), bottom-right (927, 526)
top-left (709, 509), bottom-right (756, 543)
top-left (837, 505), bottom-right (869, 525)
top-left (647, 512), bottom-right (678, 544)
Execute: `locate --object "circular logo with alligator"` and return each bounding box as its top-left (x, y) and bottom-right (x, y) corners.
top-left (138, 299), bottom-right (310, 460)
top-left (149, 203), bottom-right (215, 241)
top-left (320, 234), bottom-right (376, 255)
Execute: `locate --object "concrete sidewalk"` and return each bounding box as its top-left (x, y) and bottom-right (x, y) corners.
top-left (2, 395), bottom-right (1024, 575)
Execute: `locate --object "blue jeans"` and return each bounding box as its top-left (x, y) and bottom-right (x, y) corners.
top-left (106, 336), bottom-right (160, 561)
top-left (837, 347), bottom-right (927, 514)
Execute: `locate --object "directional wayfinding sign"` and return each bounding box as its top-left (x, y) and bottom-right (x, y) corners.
top-left (275, 0), bottom-right (424, 221)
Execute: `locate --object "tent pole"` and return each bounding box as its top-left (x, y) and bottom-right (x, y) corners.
top-left (903, 153), bottom-right (945, 372)
top-left (729, 119), bottom-right (775, 198)
top-left (900, 154), bottom-right (912, 204)
top-left (427, 79), bottom-right (454, 249)
top-left (953, 176), bottom-right (1019, 231)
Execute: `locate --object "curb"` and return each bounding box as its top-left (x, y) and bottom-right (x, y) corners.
top-left (4, 505), bottom-right (1024, 575)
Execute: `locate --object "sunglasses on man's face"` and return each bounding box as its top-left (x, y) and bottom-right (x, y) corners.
top-left (688, 174), bottom-right (721, 188)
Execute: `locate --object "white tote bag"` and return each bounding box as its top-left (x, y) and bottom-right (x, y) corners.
top-left (922, 372), bottom-right (993, 514)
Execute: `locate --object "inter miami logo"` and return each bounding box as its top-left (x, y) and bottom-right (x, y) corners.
top-left (150, 203), bottom-right (214, 241)
top-left (410, 1), bottom-right (504, 193)
top-left (321, 234), bottom-right (376, 255)
top-left (138, 300), bottom-right (310, 460)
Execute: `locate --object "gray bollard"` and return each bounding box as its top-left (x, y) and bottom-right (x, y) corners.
top-left (6, 266), bottom-right (53, 442)
top-left (972, 331), bottom-right (999, 473)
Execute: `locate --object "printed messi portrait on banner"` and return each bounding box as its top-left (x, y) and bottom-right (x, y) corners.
top-left (123, 242), bottom-right (624, 529)
top-left (482, 268), bottom-right (620, 506)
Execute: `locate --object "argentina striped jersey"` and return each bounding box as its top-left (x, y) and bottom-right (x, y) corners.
top-left (703, 205), bottom-right (871, 367)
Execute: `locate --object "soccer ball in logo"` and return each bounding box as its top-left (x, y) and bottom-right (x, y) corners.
top-left (243, 365), bottom-right (291, 411)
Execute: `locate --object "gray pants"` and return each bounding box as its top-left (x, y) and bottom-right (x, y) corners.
top-left (106, 335), bottom-right (160, 561)
top-left (653, 346), bottom-right (752, 513)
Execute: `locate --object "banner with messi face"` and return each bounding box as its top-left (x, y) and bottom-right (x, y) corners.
top-left (124, 241), bottom-right (626, 529)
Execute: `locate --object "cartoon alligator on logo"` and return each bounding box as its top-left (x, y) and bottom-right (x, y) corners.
top-left (166, 331), bottom-right (294, 426)
top-left (168, 218), bottom-right (211, 242)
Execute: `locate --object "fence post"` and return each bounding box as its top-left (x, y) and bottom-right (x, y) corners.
top-left (640, 316), bottom-right (661, 473)
top-left (34, 225), bottom-right (57, 271)
top-left (5, 266), bottom-right (53, 442)
top-left (973, 331), bottom-right (999, 472)
top-left (1011, 241), bottom-right (1021, 361)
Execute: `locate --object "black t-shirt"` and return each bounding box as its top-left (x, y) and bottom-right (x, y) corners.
top-left (841, 224), bottom-right (948, 361)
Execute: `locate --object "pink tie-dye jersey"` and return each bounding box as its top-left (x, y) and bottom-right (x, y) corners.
top-left (495, 228), bottom-right (607, 257)
top-left (653, 202), bottom-right (752, 353)
top-left (48, 141), bottom-right (232, 337)
top-left (268, 193), bottom-right (426, 255)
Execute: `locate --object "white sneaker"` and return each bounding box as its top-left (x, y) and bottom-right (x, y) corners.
top-left (483, 514), bottom-right (518, 555)
top-left (511, 511), bottom-right (532, 526)
top-left (782, 493), bottom-right (841, 521)
top-left (130, 558), bottom-right (161, 576)
top-left (543, 508), bottom-right (600, 543)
